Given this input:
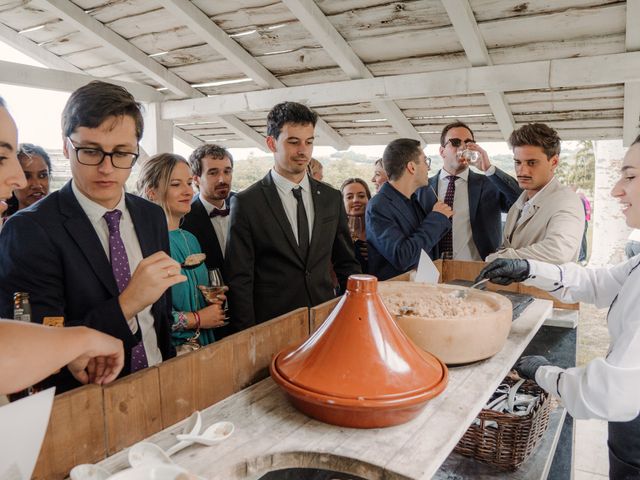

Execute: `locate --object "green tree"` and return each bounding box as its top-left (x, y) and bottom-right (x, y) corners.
top-left (555, 140), bottom-right (595, 196)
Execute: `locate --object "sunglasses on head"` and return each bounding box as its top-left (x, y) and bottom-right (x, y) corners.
top-left (444, 138), bottom-right (474, 148)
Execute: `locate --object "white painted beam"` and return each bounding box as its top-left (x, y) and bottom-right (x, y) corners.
top-left (157, 0), bottom-right (279, 89)
top-left (442, 0), bottom-right (515, 140)
top-left (217, 114), bottom-right (269, 152)
top-left (141, 102), bottom-right (174, 156)
top-left (282, 0), bottom-right (424, 142)
top-left (163, 52), bottom-right (640, 121)
top-left (37, 0), bottom-right (201, 98)
top-left (0, 22), bottom-right (84, 73)
top-left (156, 0), bottom-right (348, 150)
top-left (173, 127), bottom-right (204, 150)
top-left (623, 0), bottom-right (640, 146)
top-left (0, 59), bottom-right (164, 102)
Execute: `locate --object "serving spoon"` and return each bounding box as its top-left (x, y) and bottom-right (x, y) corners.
top-left (176, 421), bottom-right (234, 446)
top-left (69, 464), bottom-right (111, 480)
top-left (180, 253), bottom-right (206, 270)
top-left (165, 411), bottom-right (202, 456)
top-left (451, 278), bottom-right (490, 299)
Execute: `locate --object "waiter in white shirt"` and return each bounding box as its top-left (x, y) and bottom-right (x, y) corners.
top-left (477, 134), bottom-right (640, 479)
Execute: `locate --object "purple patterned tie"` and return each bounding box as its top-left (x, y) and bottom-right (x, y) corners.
top-left (438, 175), bottom-right (458, 258)
top-left (103, 210), bottom-right (148, 372)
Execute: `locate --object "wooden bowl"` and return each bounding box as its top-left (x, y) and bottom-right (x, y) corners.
top-left (378, 282), bottom-right (513, 364)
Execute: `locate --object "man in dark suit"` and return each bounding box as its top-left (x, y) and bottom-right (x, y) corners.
top-left (0, 81), bottom-right (184, 393)
top-left (226, 102), bottom-right (361, 330)
top-left (420, 121), bottom-right (521, 261)
top-left (182, 144), bottom-right (234, 275)
top-left (366, 138), bottom-right (452, 281)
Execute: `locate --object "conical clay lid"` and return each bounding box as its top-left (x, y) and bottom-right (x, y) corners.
top-left (274, 275), bottom-right (447, 403)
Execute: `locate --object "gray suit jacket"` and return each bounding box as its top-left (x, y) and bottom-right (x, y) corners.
top-left (486, 178), bottom-right (585, 264)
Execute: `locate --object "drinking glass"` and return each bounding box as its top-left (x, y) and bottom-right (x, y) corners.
top-left (197, 268), bottom-right (229, 326)
top-left (348, 216), bottom-right (363, 242)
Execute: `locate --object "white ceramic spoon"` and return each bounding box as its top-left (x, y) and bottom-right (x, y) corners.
top-left (175, 421), bottom-right (234, 446)
top-left (128, 441), bottom-right (175, 469)
top-left (69, 463), bottom-right (111, 480)
top-left (165, 410), bottom-right (202, 457)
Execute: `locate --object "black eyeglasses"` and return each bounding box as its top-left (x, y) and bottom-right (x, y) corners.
top-left (444, 138), bottom-right (475, 148)
top-left (67, 137), bottom-right (139, 169)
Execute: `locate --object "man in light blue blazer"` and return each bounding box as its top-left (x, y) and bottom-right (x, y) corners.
top-left (366, 138), bottom-right (452, 281)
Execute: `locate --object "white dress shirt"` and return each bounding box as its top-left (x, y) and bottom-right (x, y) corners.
top-left (437, 168), bottom-right (481, 261)
top-left (524, 257), bottom-right (640, 421)
top-left (198, 195), bottom-right (229, 257)
top-left (71, 181), bottom-right (162, 366)
top-left (270, 169), bottom-right (314, 244)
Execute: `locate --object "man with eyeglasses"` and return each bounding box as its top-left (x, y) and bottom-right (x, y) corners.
top-left (418, 121), bottom-right (521, 261)
top-left (366, 138), bottom-right (453, 280)
top-left (0, 81), bottom-right (185, 393)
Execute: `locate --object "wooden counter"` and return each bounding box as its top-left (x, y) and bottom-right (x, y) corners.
top-left (98, 299), bottom-right (553, 480)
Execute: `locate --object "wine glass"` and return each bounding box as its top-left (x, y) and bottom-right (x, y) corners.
top-left (197, 268), bottom-right (229, 326)
top-left (348, 216), bottom-right (363, 242)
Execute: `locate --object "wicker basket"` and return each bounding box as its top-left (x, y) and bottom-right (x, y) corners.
top-left (454, 378), bottom-right (552, 471)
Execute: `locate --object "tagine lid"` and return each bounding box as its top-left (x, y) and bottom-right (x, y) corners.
top-left (273, 275), bottom-right (447, 401)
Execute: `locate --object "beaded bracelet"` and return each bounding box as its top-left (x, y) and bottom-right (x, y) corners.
top-left (193, 310), bottom-right (201, 331)
top-left (174, 311), bottom-right (189, 331)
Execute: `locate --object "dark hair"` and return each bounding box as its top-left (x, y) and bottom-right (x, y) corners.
top-left (508, 123), bottom-right (561, 159)
top-left (62, 81), bottom-right (144, 140)
top-left (382, 138), bottom-right (422, 181)
top-left (18, 144), bottom-right (51, 172)
top-left (0, 96), bottom-right (5, 107)
top-left (188, 144), bottom-right (234, 177)
top-left (266, 102), bottom-right (318, 139)
top-left (440, 121), bottom-right (475, 147)
top-left (374, 158), bottom-right (383, 168)
top-left (340, 177), bottom-right (372, 200)
top-left (633, 134), bottom-right (640, 146)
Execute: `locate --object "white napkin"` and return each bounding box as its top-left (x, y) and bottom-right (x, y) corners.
top-left (415, 250), bottom-right (440, 284)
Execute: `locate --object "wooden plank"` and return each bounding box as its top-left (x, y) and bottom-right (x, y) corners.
top-left (32, 385), bottom-right (105, 480)
top-left (103, 367), bottom-right (163, 454)
top-left (232, 308), bottom-right (309, 391)
top-left (158, 339), bottom-right (236, 428)
top-left (309, 297), bottom-right (340, 333)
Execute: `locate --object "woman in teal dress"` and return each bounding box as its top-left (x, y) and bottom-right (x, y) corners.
top-left (137, 153), bottom-right (226, 353)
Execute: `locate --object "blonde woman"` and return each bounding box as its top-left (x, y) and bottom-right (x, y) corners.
top-left (138, 153), bottom-right (226, 352)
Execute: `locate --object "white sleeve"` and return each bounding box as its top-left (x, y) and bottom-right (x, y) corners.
top-left (536, 360), bottom-right (640, 422)
top-left (524, 258), bottom-right (635, 308)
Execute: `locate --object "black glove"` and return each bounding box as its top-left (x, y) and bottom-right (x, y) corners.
top-left (475, 258), bottom-right (530, 285)
top-left (514, 355), bottom-right (551, 380)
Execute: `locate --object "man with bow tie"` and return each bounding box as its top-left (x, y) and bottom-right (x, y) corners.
top-left (182, 144), bottom-right (235, 278)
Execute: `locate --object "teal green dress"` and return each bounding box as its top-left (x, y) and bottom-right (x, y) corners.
top-left (169, 229), bottom-right (216, 346)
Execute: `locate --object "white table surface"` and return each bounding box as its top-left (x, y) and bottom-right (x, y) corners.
top-left (99, 299), bottom-right (553, 480)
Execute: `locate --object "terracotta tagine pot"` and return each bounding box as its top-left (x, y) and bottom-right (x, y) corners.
top-left (378, 281), bottom-right (513, 364)
top-left (270, 274), bottom-right (448, 428)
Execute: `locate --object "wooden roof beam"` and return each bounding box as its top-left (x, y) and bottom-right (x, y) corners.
top-left (623, 0), bottom-right (640, 146)
top-left (157, 0), bottom-right (349, 150)
top-left (161, 51), bottom-right (640, 121)
top-left (442, 0), bottom-right (515, 141)
top-left (282, 0), bottom-right (428, 143)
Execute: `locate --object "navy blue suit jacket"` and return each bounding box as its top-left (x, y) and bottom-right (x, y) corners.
top-left (0, 181), bottom-right (175, 393)
top-left (421, 168), bottom-right (521, 260)
top-left (366, 182), bottom-right (451, 281)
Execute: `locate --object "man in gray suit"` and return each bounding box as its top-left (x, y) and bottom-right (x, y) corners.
top-left (226, 102), bottom-right (361, 330)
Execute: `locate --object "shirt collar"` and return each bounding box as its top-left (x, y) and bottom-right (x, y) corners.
top-left (271, 168), bottom-right (311, 195)
top-left (440, 167), bottom-right (469, 182)
top-left (199, 194), bottom-right (227, 215)
top-left (517, 177), bottom-right (557, 209)
top-left (71, 180), bottom-right (126, 221)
